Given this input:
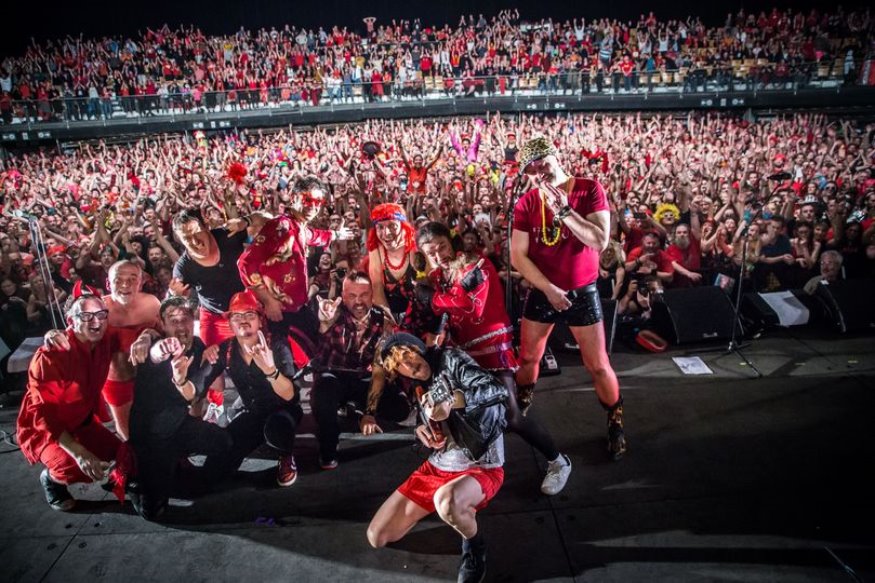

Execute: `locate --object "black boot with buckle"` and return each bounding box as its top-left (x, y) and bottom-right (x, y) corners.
top-left (602, 395), bottom-right (627, 461)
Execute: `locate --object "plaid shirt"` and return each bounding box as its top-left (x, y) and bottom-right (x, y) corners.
top-left (313, 306), bottom-right (391, 374)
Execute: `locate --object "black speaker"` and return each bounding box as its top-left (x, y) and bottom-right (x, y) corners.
top-left (814, 278), bottom-right (875, 333)
top-left (651, 286), bottom-right (740, 344)
top-left (741, 290), bottom-right (814, 329)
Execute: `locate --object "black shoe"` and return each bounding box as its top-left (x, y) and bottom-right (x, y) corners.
top-left (40, 469), bottom-right (75, 512)
top-left (129, 490), bottom-right (167, 521)
top-left (458, 537), bottom-right (487, 583)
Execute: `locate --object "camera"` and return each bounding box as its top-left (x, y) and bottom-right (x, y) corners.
top-left (335, 267), bottom-right (347, 280)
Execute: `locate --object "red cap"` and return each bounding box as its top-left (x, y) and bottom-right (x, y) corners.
top-left (225, 290), bottom-right (263, 317)
top-left (48, 245), bottom-right (67, 256)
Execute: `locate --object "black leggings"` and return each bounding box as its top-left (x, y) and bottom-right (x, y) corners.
top-left (495, 370), bottom-right (560, 462)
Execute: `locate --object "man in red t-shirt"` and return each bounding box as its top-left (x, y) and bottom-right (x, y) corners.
top-left (511, 137), bottom-right (626, 461)
top-left (625, 231), bottom-right (675, 286)
top-left (664, 223), bottom-right (703, 287)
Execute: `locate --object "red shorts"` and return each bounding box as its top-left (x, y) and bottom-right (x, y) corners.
top-left (102, 379), bottom-right (134, 407)
top-left (397, 460), bottom-right (504, 514)
top-left (199, 308), bottom-right (234, 347)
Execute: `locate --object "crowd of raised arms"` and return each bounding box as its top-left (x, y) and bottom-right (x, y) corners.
top-left (2, 112), bottom-right (874, 319)
top-left (1, 108), bottom-right (874, 582)
top-left (1, 7), bottom-right (873, 121)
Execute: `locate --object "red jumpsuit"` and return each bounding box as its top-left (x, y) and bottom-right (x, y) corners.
top-left (17, 328), bottom-right (132, 484)
top-left (428, 257), bottom-right (517, 371)
top-left (237, 215), bottom-right (333, 312)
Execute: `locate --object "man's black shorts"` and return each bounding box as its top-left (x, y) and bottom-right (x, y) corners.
top-left (522, 283), bottom-right (602, 327)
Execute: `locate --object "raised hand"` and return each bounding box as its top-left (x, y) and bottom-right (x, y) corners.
top-left (151, 336), bottom-right (184, 363)
top-left (128, 333), bottom-right (153, 365)
top-left (245, 330), bottom-right (276, 374)
top-left (202, 344), bottom-right (220, 365)
top-left (333, 218), bottom-right (354, 241)
top-left (171, 351), bottom-right (194, 386)
top-left (224, 217), bottom-right (249, 235)
top-left (538, 179), bottom-right (569, 214)
top-left (317, 296), bottom-right (343, 324)
top-left (459, 258), bottom-right (486, 292)
top-left (168, 277), bottom-right (190, 297)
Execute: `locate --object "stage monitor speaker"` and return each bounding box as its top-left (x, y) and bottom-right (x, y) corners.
top-left (651, 286), bottom-right (740, 344)
top-left (814, 278), bottom-right (875, 333)
top-left (741, 290), bottom-right (813, 329)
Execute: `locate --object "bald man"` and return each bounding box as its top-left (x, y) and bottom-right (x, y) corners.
top-left (102, 260), bottom-right (161, 440)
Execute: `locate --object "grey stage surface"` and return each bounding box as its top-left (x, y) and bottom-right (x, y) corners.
top-left (1, 328), bottom-right (873, 583)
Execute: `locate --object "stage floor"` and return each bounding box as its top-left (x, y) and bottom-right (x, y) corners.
top-left (1, 328), bottom-right (873, 582)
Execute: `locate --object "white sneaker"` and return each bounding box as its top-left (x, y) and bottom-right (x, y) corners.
top-left (541, 454), bottom-right (572, 496)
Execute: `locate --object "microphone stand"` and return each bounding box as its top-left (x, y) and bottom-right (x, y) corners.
top-left (694, 218), bottom-right (762, 378)
top-left (504, 175), bottom-right (527, 329)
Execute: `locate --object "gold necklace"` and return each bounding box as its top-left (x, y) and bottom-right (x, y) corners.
top-left (540, 191), bottom-right (562, 246)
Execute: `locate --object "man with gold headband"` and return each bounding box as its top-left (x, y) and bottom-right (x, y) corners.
top-left (510, 136), bottom-right (627, 461)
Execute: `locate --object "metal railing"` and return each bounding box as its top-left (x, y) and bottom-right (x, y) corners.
top-left (0, 60), bottom-right (866, 128)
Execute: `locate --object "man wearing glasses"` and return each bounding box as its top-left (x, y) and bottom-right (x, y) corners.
top-left (237, 176), bottom-right (352, 358)
top-left (511, 137), bottom-right (627, 461)
top-left (17, 291), bottom-right (158, 511)
top-left (199, 291), bottom-right (302, 488)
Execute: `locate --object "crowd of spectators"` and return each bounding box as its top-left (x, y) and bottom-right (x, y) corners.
top-left (2, 111), bottom-right (875, 362)
top-left (1, 7), bottom-right (873, 123)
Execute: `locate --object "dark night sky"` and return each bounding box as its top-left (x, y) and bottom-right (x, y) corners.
top-left (3, 0), bottom-right (866, 56)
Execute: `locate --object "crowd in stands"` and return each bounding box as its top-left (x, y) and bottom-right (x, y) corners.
top-left (2, 111), bottom-right (874, 356)
top-left (1, 7), bottom-right (873, 123)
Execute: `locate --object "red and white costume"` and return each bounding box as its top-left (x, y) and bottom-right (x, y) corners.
top-left (237, 215), bottom-right (333, 312)
top-left (428, 257), bottom-right (517, 371)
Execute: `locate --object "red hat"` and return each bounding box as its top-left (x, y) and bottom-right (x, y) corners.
top-left (48, 245), bottom-right (67, 256)
top-left (225, 290), bottom-right (263, 317)
top-left (635, 329), bottom-right (667, 353)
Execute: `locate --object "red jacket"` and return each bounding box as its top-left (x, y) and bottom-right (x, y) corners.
top-left (238, 215), bottom-right (333, 312)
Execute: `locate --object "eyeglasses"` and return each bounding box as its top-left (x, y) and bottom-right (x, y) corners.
top-left (229, 311), bottom-right (260, 323)
top-left (77, 310), bottom-right (109, 322)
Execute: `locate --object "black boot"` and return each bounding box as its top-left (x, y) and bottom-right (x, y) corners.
top-left (458, 532), bottom-right (487, 583)
top-left (516, 383), bottom-right (536, 416)
top-left (602, 395), bottom-right (627, 461)
top-left (40, 469), bottom-right (75, 512)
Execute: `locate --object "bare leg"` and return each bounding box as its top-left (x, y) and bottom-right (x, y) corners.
top-left (569, 323), bottom-right (619, 405)
top-left (367, 490), bottom-right (431, 548)
top-left (515, 318), bottom-right (555, 386)
top-left (433, 475), bottom-right (486, 539)
top-left (108, 402), bottom-right (132, 442)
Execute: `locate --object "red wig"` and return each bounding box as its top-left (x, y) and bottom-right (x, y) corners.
top-left (366, 203), bottom-right (417, 253)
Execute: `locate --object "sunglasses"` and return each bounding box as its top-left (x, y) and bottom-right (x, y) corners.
top-left (300, 192), bottom-right (325, 207)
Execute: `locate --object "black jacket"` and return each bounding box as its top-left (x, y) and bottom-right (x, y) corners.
top-left (130, 337), bottom-right (210, 441)
top-left (423, 347), bottom-right (508, 461)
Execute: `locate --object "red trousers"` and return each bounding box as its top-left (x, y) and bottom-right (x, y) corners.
top-left (38, 420), bottom-right (121, 485)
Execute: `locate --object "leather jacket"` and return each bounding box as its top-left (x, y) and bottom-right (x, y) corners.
top-left (423, 347), bottom-right (508, 461)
